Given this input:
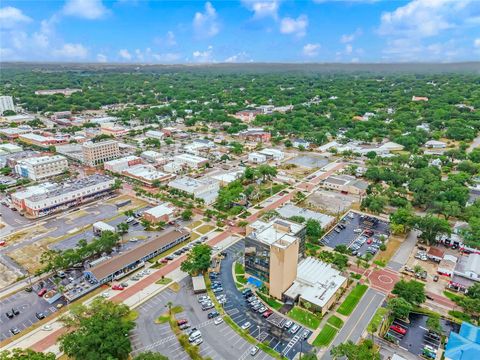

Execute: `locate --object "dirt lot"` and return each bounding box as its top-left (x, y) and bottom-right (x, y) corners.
top-left (375, 235), bottom-right (404, 264)
top-left (306, 189), bottom-right (359, 215)
top-left (0, 261), bottom-right (20, 288)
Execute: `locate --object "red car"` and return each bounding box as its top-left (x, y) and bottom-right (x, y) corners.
top-left (262, 310), bottom-right (273, 318)
top-left (37, 288), bottom-right (47, 297)
top-left (177, 319), bottom-right (188, 326)
top-left (367, 239), bottom-right (373, 244)
top-left (160, 258), bottom-right (169, 264)
top-left (112, 285), bottom-right (124, 291)
top-left (390, 325), bottom-right (407, 335)
top-left (0, 240), bottom-right (6, 246)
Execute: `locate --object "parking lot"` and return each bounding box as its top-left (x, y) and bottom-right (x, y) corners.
top-left (386, 313), bottom-right (459, 358)
top-left (0, 280), bottom-right (65, 341)
top-left (320, 211), bottom-right (390, 257)
top-left (219, 241), bottom-right (312, 360)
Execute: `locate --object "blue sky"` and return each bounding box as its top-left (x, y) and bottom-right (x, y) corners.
top-left (1, 0), bottom-right (479, 63)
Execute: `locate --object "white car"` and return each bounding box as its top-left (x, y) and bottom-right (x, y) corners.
top-left (214, 317), bottom-right (224, 325)
top-left (42, 325), bottom-right (53, 331)
top-left (193, 337), bottom-right (203, 346)
top-left (102, 291), bottom-right (110, 298)
top-left (250, 346), bottom-right (259, 356)
top-left (353, 228), bottom-right (362, 233)
top-left (241, 322), bottom-right (251, 330)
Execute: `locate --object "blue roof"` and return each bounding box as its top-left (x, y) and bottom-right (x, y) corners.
top-left (445, 323), bottom-right (480, 360)
top-left (247, 276), bottom-right (263, 288)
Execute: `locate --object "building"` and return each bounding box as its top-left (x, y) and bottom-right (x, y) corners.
top-left (143, 203), bottom-right (176, 223)
top-left (84, 229), bottom-right (190, 285)
top-left (51, 111), bottom-right (72, 121)
top-left (141, 150), bottom-right (166, 164)
top-left (427, 247), bottom-right (444, 262)
top-left (322, 175), bottom-right (368, 195)
top-left (82, 140), bottom-right (120, 166)
top-left (15, 155), bottom-right (69, 181)
top-left (123, 164), bottom-right (173, 186)
top-left (184, 139), bottom-right (215, 155)
top-left (277, 204), bottom-right (335, 229)
top-left (0, 114), bottom-right (35, 124)
top-left (208, 168), bottom-right (244, 186)
top-left (0, 96), bottom-right (15, 114)
top-left (0, 143), bottom-right (22, 154)
top-left (259, 148), bottom-right (284, 161)
top-left (238, 128), bottom-right (271, 143)
top-left (454, 253), bottom-right (480, 282)
top-left (425, 140), bottom-right (447, 149)
top-left (93, 221), bottom-right (116, 236)
top-left (248, 152), bottom-right (267, 164)
top-left (100, 123), bottom-right (128, 137)
top-left (35, 88), bottom-right (82, 96)
top-left (11, 174), bottom-right (114, 217)
top-left (445, 322), bottom-right (480, 360)
top-left (192, 275), bottom-right (207, 293)
top-left (438, 254), bottom-right (458, 277)
top-left (283, 257), bottom-right (347, 315)
top-left (0, 126), bottom-right (33, 139)
top-left (18, 133), bottom-right (67, 148)
top-left (173, 153), bottom-right (208, 169)
top-left (145, 130), bottom-right (165, 140)
top-left (244, 218), bottom-right (306, 299)
top-left (412, 96), bottom-right (429, 102)
top-left (292, 139), bottom-right (311, 149)
top-left (234, 109), bottom-right (262, 122)
top-left (168, 176), bottom-right (220, 205)
top-left (104, 156), bottom-right (142, 173)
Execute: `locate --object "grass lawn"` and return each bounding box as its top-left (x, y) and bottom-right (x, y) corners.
top-left (337, 284), bottom-right (368, 316)
top-left (287, 306), bottom-right (322, 329)
top-left (444, 290), bottom-right (464, 302)
top-left (236, 276), bottom-right (247, 284)
top-left (313, 324), bottom-right (338, 347)
top-left (156, 277), bottom-right (172, 285)
top-left (374, 236), bottom-right (403, 264)
top-left (196, 224), bottom-right (215, 234)
top-left (448, 310), bottom-right (472, 323)
top-left (188, 220), bottom-right (203, 229)
top-left (327, 315), bottom-right (344, 329)
top-left (368, 307), bottom-right (388, 332)
top-left (235, 262), bottom-right (245, 275)
top-left (257, 292), bottom-right (283, 311)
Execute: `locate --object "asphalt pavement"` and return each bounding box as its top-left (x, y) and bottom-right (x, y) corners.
top-left (387, 230), bottom-right (419, 271)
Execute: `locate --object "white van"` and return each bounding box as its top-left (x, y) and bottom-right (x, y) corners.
top-left (188, 330), bottom-right (202, 343)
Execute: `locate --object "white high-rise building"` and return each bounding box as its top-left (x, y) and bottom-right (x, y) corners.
top-left (0, 96), bottom-right (15, 114)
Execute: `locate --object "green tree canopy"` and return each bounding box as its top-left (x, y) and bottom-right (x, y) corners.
top-left (392, 280), bottom-right (426, 305)
top-left (180, 244), bottom-right (212, 275)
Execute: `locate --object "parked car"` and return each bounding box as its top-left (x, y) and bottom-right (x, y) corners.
top-left (10, 327), bottom-right (20, 335)
top-left (250, 346), bottom-right (259, 356)
top-left (302, 330), bottom-right (311, 340)
top-left (35, 312), bottom-right (46, 320)
top-left (111, 285), bottom-right (124, 290)
top-left (433, 275), bottom-right (439, 282)
top-left (37, 288), bottom-right (47, 297)
top-left (284, 320), bottom-right (293, 329)
top-left (390, 325), bottom-right (407, 335)
top-left (263, 310), bottom-right (273, 318)
top-left (214, 317), bottom-right (224, 325)
top-left (241, 322), bottom-right (252, 330)
top-left (179, 323), bottom-right (191, 330)
top-left (208, 311), bottom-right (219, 319)
top-left (5, 311), bottom-right (14, 319)
top-left (12, 308), bottom-right (19, 316)
top-left (289, 324), bottom-right (300, 334)
top-left (177, 319), bottom-right (188, 326)
top-left (193, 337), bottom-right (203, 346)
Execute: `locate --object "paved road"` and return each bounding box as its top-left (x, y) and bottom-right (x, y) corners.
top-left (467, 134), bottom-right (480, 153)
top-left (322, 288), bottom-right (385, 360)
top-left (387, 230), bottom-right (419, 271)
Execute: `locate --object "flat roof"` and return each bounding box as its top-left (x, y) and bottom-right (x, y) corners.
top-left (192, 275), bottom-right (207, 292)
top-left (248, 218), bottom-right (304, 248)
top-left (144, 203), bottom-right (174, 218)
top-left (277, 204), bottom-right (334, 229)
top-left (89, 229), bottom-right (188, 281)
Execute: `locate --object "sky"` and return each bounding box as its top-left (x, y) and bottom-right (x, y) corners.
top-left (1, 0), bottom-right (479, 64)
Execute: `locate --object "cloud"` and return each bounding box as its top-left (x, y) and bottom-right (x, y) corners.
top-left (0, 6), bottom-right (32, 29)
top-left (63, 0), bottom-right (108, 20)
top-left (302, 43), bottom-right (320, 57)
top-left (192, 45), bottom-right (214, 63)
top-left (224, 51), bottom-right (251, 63)
top-left (152, 53), bottom-right (182, 63)
top-left (475, 38), bottom-right (480, 48)
top-left (118, 49), bottom-right (132, 60)
top-left (52, 43), bottom-right (88, 59)
top-left (193, 2), bottom-right (219, 38)
top-left (241, 1), bottom-right (280, 19)
top-left (166, 31), bottom-right (177, 46)
top-left (340, 28), bottom-right (362, 43)
top-left (280, 15), bottom-right (308, 37)
top-left (382, 38), bottom-right (464, 62)
top-left (378, 0), bottom-right (478, 39)
top-left (345, 44), bottom-right (353, 54)
top-left (97, 53), bottom-right (107, 63)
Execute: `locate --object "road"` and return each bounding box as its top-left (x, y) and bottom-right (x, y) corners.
top-left (467, 133), bottom-right (480, 153)
top-left (322, 288), bottom-right (385, 360)
top-left (387, 230), bottom-right (419, 271)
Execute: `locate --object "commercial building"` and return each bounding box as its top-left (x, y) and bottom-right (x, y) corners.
top-left (248, 152), bottom-right (267, 164)
top-left (35, 88), bottom-right (82, 96)
top-left (0, 96), bottom-right (15, 114)
top-left (284, 257), bottom-right (347, 315)
top-left (0, 143), bottom-right (23, 154)
top-left (259, 148), bottom-right (284, 161)
top-left (18, 133), bottom-right (68, 148)
top-left (292, 139), bottom-right (311, 149)
top-left (123, 164), bottom-right (173, 186)
top-left (454, 253), bottom-right (480, 282)
top-left (234, 109), bottom-right (262, 122)
top-left (184, 139), bottom-right (215, 155)
top-left (208, 168), bottom-right (244, 186)
top-left (0, 126), bottom-right (32, 139)
top-left (322, 175), bottom-right (368, 196)
top-left (141, 150), bottom-right (166, 164)
top-left (438, 254), bottom-right (458, 277)
top-left (238, 128), bottom-right (271, 143)
top-left (445, 322), bottom-right (480, 360)
top-left (93, 221), bottom-right (116, 236)
top-left (277, 204), bottom-right (335, 229)
top-left (100, 122), bottom-right (129, 137)
top-left (192, 275), bottom-right (207, 293)
top-left (11, 174), bottom-right (114, 217)
top-left (173, 153), bottom-right (208, 169)
top-left (84, 229), bottom-right (190, 284)
top-left (145, 130), bottom-right (165, 140)
top-left (82, 140), bottom-right (120, 166)
top-left (244, 218), bottom-right (306, 299)
top-left (14, 155), bottom-right (69, 181)
top-left (425, 140), bottom-right (447, 149)
top-left (0, 114), bottom-right (35, 124)
top-left (168, 176), bottom-right (220, 204)
top-left (104, 156), bottom-right (142, 173)
top-left (143, 203), bottom-right (176, 224)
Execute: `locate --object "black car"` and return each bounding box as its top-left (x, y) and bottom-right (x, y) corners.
top-left (208, 311), bottom-right (219, 319)
top-left (24, 286), bottom-right (33, 292)
top-left (5, 311), bottom-right (14, 319)
top-left (10, 327), bottom-right (20, 335)
top-left (12, 308), bottom-right (20, 316)
top-left (35, 312), bottom-right (46, 320)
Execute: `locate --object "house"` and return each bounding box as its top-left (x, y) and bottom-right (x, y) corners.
top-left (143, 203), bottom-right (176, 224)
top-left (445, 322), bottom-right (480, 360)
top-left (322, 175), bottom-right (368, 196)
top-left (248, 152), bottom-right (267, 164)
top-left (292, 139), bottom-right (310, 149)
top-left (427, 247), bottom-right (444, 262)
top-left (425, 140), bottom-right (447, 149)
top-left (412, 96), bottom-right (429, 102)
top-left (233, 109), bottom-right (262, 122)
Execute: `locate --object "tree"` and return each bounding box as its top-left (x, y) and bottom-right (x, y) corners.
top-left (0, 349), bottom-right (56, 360)
top-left (165, 301), bottom-right (173, 316)
top-left (180, 244), bottom-right (212, 275)
top-left (426, 314), bottom-right (443, 335)
top-left (59, 298), bottom-right (135, 360)
top-left (133, 352), bottom-right (168, 360)
top-left (413, 265), bottom-right (424, 276)
top-left (257, 164), bottom-right (277, 182)
top-left (181, 209), bottom-right (193, 221)
top-left (117, 222), bottom-right (129, 236)
top-left (306, 219), bottom-right (324, 241)
top-left (415, 214), bottom-right (451, 245)
top-left (387, 297), bottom-right (412, 320)
top-left (360, 195), bottom-right (387, 215)
top-left (331, 339), bottom-right (380, 360)
top-left (390, 207), bottom-right (416, 232)
top-left (392, 280), bottom-right (426, 305)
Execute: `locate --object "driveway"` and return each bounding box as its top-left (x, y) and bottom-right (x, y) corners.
top-left (388, 230), bottom-right (419, 271)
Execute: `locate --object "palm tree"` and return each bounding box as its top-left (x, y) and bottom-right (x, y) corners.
top-left (165, 301), bottom-right (173, 316)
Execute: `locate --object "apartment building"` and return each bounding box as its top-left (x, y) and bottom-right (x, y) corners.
top-left (82, 140), bottom-right (120, 166)
top-left (244, 218), bottom-right (306, 299)
top-left (15, 155), bottom-right (69, 181)
top-left (0, 96), bottom-right (15, 114)
top-left (11, 174), bottom-right (114, 218)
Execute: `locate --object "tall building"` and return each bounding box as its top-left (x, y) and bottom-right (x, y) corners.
top-left (244, 217), bottom-right (306, 299)
top-left (0, 96), bottom-right (15, 114)
top-left (15, 155), bottom-right (69, 181)
top-left (82, 140), bottom-right (120, 166)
